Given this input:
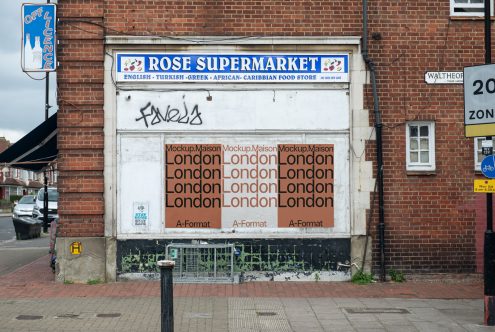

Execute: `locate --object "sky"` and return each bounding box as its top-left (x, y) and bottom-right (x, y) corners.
top-left (0, 0), bottom-right (57, 144)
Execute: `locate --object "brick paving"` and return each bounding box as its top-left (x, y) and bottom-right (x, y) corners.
top-left (0, 255), bottom-right (492, 331)
top-left (0, 255), bottom-right (484, 300)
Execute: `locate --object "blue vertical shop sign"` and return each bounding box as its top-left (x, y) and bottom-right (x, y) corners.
top-left (22, 3), bottom-right (56, 72)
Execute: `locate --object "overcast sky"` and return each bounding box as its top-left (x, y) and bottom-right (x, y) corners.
top-left (0, 0), bottom-right (57, 143)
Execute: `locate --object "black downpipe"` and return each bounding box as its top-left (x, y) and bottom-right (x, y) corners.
top-left (362, 0), bottom-right (386, 282)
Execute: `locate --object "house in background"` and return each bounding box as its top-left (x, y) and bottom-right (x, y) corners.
top-left (0, 137), bottom-right (57, 201)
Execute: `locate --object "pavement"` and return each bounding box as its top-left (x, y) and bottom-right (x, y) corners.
top-left (0, 254), bottom-right (492, 332)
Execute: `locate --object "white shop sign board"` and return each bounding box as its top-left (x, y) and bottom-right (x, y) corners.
top-left (117, 89), bottom-right (349, 131)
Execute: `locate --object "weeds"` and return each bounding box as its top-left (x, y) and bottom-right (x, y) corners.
top-left (87, 279), bottom-right (103, 285)
top-left (351, 270), bottom-right (374, 285)
top-left (389, 269), bottom-right (406, 282)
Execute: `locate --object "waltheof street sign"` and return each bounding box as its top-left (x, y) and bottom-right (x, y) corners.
top-left (424, 71), bottom-right (463, 84)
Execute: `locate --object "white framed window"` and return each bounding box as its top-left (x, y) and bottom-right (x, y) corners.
top-left (406, 121), bottom-right (436, 172)
top-left (475, 137), bottom-right (484, 171)
top-left (451, 0), bottom-right (494, 16)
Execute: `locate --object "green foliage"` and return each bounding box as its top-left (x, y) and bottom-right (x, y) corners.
top-left (351, 270), bottom-right (374, 285)
top-left (0, 199), bottom-right (11, 209)
top-left (314, 272), bottom-right (320, 282)
top-left (389, 269), bottom-right (406, 282)
top-left (63, 280), bottom-right (74, 285)
top-left (87, 278), bottom-right (103, 285)
top-left (9, 195), bottom-right (22, 203)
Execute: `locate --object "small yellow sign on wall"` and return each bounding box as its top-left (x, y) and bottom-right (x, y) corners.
top-left (474, 179), bottom-right (495, 193)
top-left (70, 241), bottom-right (82, 255)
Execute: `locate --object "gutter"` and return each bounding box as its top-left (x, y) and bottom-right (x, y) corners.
top-left (362, 0), bottom-right (386, 282)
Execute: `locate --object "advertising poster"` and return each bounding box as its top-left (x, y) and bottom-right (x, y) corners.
top-left (164, 143), bottom-right (334, 228)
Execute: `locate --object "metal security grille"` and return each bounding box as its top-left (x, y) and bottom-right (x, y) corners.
top-left (166, 243), bottom-right (235, 283)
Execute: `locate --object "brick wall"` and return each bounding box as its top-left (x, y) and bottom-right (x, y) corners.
top-left (57, 0), bottom-right (485, 273)
top-left (57, 0), bottom-right (105, 237)
top-left (364, 2), bottom-right (485, 273)
top-left (0, 137), bottom-right (11, 154)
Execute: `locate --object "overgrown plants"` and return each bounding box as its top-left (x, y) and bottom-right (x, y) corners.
top-left (351, 270), bottom-right (374, 285)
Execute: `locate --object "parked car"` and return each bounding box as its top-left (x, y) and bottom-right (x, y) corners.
top-left (32, 187), bottom-right (58, 227)
top-left (12, 195), bottom-right (36, 219)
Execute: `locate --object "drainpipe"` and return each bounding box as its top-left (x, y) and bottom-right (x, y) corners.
top-left (362, 0), bottom-right (386, 282)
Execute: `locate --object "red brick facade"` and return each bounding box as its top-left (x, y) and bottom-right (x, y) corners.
top-left (57, 0), bottom-right (490, 273)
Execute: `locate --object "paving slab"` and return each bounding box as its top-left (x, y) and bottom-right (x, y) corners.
top-left (0, 255), bottom-right (491, 331)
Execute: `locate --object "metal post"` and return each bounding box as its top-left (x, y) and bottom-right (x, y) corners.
top-left (43, 0), bottom-right (50, 231)
top-left (43, 71), bottom-right (49, 232)
top-left (484, 0), bottom-right (495, 326)
top-left (43, 172), bottom-right (48, 233)
top-left (158, 260), bottom-right (175, 332)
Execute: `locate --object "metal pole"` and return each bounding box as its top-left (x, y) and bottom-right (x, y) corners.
top-left (484, 0), bottom-right (495, 326)
top-left (42, 72), bottom-right (49, 232)
top-left (43, 0), bottom-right (51, 233)
top-left (158, 260), bottom-right (175, 332)
top-left (43, 171), bottom-right (48, 232)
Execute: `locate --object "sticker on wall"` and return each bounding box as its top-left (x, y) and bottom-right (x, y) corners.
top-left (164, 143), bottom-right (334, 228)
top-left (70, 241), bottom-right (82, 255)
top-left (133, 202), bottom-right (149, 225)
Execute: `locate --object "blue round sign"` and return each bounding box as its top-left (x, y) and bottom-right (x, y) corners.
top-left (481, 155), bottom-right (495, 178)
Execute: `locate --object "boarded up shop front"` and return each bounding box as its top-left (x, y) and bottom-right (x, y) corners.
top-left (108, 39), bottom-right (372, 281)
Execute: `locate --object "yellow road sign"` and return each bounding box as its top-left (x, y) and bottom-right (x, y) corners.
top-left (70, 241), bottom-right (82, 255)
top-left (474, 179), bottom-right (495, 193)
top-left (465, 123), bottom-right (495, 137)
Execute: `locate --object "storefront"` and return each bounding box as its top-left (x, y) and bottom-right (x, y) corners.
top-left (96, 38), bottom-right (373, 281)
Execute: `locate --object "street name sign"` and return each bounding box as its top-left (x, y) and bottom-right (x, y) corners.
top-left (424, 71), bottom-right (463, 84)
top-left (464, 64), bottom-right (495, 137)
top-left (474, 179), bottom-right (495, 193)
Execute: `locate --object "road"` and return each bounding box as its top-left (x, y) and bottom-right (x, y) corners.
top-left (0, 215), bottom-right (50, 276)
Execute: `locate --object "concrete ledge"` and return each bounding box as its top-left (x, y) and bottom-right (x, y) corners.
top-left (56, 237), bottom-right (106, 284)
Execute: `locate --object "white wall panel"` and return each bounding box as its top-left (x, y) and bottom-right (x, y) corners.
top-left (117, 89), bottom-right (349, 131)
top-left (118, 135), bottom-right (163, 234)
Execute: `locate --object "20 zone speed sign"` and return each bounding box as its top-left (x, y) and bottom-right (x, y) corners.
top-left (464, 64), bottom-right (495, 137)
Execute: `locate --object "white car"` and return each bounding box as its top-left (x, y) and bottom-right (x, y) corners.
top-left (32, 187), bottom-right (58, 227)
top-left (12, 195), bottom-right (36, 219)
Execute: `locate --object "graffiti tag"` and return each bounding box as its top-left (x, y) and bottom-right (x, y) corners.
top-left (135, 100), bottom-right (203, 128)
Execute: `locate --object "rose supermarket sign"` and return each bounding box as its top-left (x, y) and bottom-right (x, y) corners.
top-left (115, 53), bottom-right (349, 83)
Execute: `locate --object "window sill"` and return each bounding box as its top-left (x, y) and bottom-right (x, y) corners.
top-left (450, 16), bottom-right (495, 21)
top-left (406, 170), bottom-right (436, 176)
